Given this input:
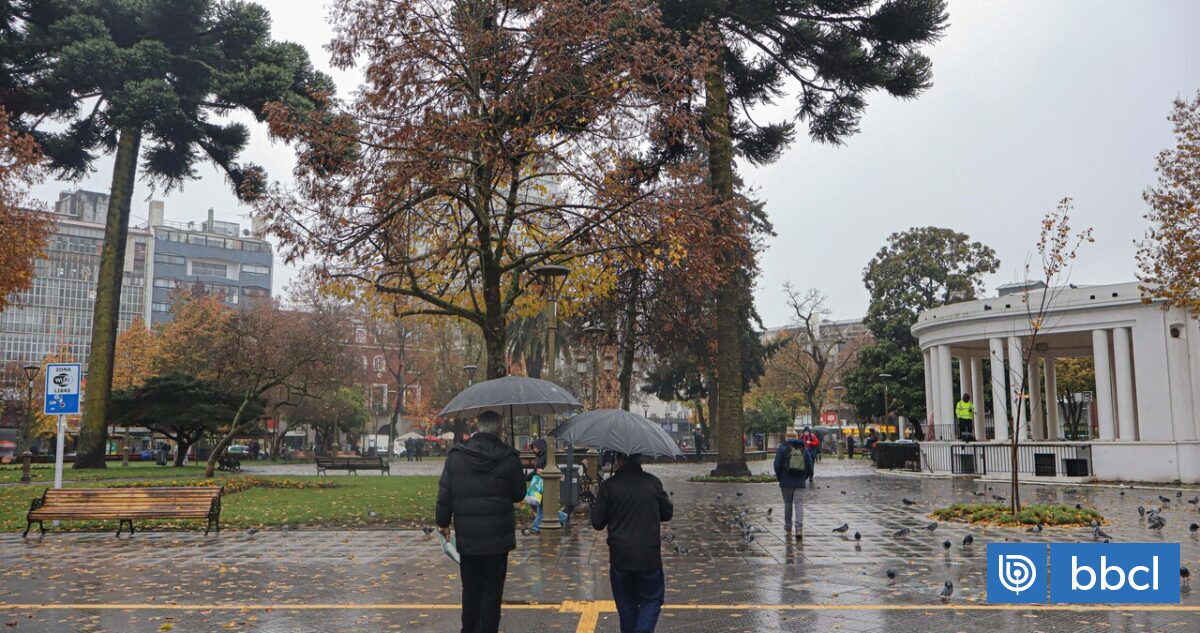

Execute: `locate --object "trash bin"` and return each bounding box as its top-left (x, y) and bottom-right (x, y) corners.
top-left (560, 465), bottom-right (579, 507)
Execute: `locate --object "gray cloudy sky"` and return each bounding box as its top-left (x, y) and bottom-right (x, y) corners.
top-left (30, 0), bottom-right (1200, 327)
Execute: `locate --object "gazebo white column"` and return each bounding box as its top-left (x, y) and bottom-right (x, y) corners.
top-left (937, 345), bottom-right (955, 437)
top-left (1029, 358), bottom-right (1044, 440)
top-left (928, 347), bottom-right (941, 431)
top-left (1008, 337), bottom-right (1029, 439)
top-left (956, 358), bottom-right (972, 439)
top-left (1092, 329), bottom-right (1116, 440)
top-left (1112, 326), bottom-right (1137, 441)
top-left (959, 358), bottom-right (971, 400)
top-left (1044, 357), bottom-right (1061, 439)
top-left (923, 348), bottom-right (934, 425)
top-left (970, 356), bottom-right (986, 440)
top-left (989, 338), bottom-right (1009, 441)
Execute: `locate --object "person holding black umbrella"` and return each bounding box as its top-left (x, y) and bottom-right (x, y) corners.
top-left (436, 410), bottom-right (525, 633)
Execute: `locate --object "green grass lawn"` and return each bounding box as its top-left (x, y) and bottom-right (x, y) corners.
top-left (1, 475), bottom-right (464, 533)
top-left (0, 462), bottom-right (211, 484)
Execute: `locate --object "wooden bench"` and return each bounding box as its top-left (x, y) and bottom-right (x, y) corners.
top-left (23, 486), bottom-right (223, 538)
top-left (315, 456), bottom-right (390, 475)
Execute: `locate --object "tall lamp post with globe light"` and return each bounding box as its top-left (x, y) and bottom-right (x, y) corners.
top-left (532, 264), bottom-right (570, 531)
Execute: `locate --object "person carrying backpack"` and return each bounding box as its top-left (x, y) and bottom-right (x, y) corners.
top-left (773, 429), bottom-right (811, 541)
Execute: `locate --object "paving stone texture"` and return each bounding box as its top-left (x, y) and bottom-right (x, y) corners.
top-left (3, 457), bottom-right (1199, 632)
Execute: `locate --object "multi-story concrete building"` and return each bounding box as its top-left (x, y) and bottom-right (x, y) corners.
top-left (0, 190), bottom-right (152, 386)
top-left (146, 206), bottom-right (273, 325)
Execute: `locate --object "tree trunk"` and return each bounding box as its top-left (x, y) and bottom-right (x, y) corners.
top-left (76, 127), bottom-right (142, 469)
top-left (617, 270), bottom-right (640, 411)
top-left (704, 64), bottom-right (749, 476)
top-left (386, 387), bottom-right (403, 458)
top-left (174, 441), bottom-right (191, 467)
top-left (205, 396), bottom-right (252, 478)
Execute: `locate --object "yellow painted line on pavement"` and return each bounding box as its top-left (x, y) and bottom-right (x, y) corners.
top-left (3, 602), bottom-right (1200, 613)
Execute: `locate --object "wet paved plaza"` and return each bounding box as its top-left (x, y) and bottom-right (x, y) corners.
top-left (3, 458), bottom-right (1200, 632)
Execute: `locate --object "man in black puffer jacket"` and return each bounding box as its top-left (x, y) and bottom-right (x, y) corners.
top-left (436, 410), bottom-right (525, 633)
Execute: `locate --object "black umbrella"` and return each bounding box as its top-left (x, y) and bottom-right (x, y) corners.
top-left (438, 376), bottom-right (583, 446)
top-left (551, 409), bottom-right (683, 459)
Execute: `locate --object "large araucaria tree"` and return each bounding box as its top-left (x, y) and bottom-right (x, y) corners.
top-left (657, 0), bottom-right (949, 474)
top-left (261, 0), bottom-right (700, 382)
top-left (3, 0), bottom-right (330, 467)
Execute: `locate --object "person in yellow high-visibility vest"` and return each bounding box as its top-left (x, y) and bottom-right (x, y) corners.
top-left (955, 393), bottom-right (975, 441)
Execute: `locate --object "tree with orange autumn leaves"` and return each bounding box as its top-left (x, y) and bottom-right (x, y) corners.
top-left (0, 107), bottom-right (53, 312)
top-left (1139, 92), bottom-right (1200, 315)
top-left (259, 0), bottom-right (708, 383)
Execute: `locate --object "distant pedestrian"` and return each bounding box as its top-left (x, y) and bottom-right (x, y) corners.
top-left (415, 438), bottom-right (424, 462)
top-left (799, 427), bottom-right (820, 481)
top-left (436, 410), bottom-right (525, 633)
top-left (692, 429), bottom-right (704, 463)
top-left (774, 429), bottom-right (811, 541)
top-left (955, 393), bottom-right (975, 441)
top-left (249, 439), bottom-right (261, 460)
top-left (866, 429), bottom-right (880, 463)
top-left (591, 453), bottom-right (673, 633)
top-left (405, 438), bottom-right (414, 462)
top-left (846, 435), bottom-right (856, 459)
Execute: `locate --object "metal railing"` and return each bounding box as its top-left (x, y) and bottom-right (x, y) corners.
top-left (916, 441), bottom-right (1092, 477)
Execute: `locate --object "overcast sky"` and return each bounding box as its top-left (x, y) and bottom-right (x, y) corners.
top-left (29, 0), bottom-right (1200, 328)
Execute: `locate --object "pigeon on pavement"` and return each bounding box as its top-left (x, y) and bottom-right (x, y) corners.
top-left (962, 534), bottom-right (974, 546)
top-left (886, 569), bottom-right (897, 580)
top-left (942, 540), bottom-right (952, 551)
top-left (924, 522), bottom-right (938, 532)
top-left (902, 498), bottom-right (916, 506)
top-left (854, 531), bottom-right (862, 542)
top-left (833, 523), bottom-right (850, 533)
top-left (1094, 526), bottom-right (1112, 540)
top-left (1028, 524), bottom-right (1043, 534)
top-left (894, 528), bottom-right (911, 538)
top-left (939, 581), bottom-right (954, 598)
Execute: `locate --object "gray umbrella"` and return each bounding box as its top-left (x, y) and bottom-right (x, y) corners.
top-left (439, 376), bottom-right (582, 445)
top-left (438, 376), bottom-right (582, 418)
top-left (551, 409), bottom-right (683, 459)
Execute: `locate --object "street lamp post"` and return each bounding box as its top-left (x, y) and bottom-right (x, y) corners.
top-left (20, 365), bottom-right (39, 484)
top-left (878, 373), bottom-right (893, 436)
top-left (532, 264), bottom-right (570, 531)
top-left (21, 365), bottom-right (39, 452)
top-left (583, 324), bottom-right (607, 409)
top-left (831, 385), bottom-right (845, 426)
top-left (457, 364), bottom-right (477, 445)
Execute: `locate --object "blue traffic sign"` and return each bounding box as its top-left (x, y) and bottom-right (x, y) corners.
top-left (44, 363), bottom-right (81, 415)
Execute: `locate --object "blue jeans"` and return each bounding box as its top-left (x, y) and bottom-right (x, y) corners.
top-left (609, 567), bottom-right (664, 633)
top-left (530, 504), bottom-right (567, 533)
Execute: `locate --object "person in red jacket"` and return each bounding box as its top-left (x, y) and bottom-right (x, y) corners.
top-left (799, 427), bottom-right (821, 481)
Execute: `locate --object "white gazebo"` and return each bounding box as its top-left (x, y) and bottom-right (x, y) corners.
top-left (911, 281), bottom-right (1200, 484)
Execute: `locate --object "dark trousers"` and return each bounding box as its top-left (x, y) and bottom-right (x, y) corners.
top-left (609, 567), bottom-right (665, 633)
top-left (459, 553), bottom-right (508, 633)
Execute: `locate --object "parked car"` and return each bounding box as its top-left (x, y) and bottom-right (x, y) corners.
top-left (226, 445), bottom-right (248, 456)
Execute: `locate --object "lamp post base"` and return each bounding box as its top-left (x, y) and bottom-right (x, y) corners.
top-left (539, 470), bottom-right (564, 530)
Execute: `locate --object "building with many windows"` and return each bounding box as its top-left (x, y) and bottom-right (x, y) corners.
top-left (0, 190), bottom-right (152, 387)
top-left (146, 205), bottom-right (273, 325)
